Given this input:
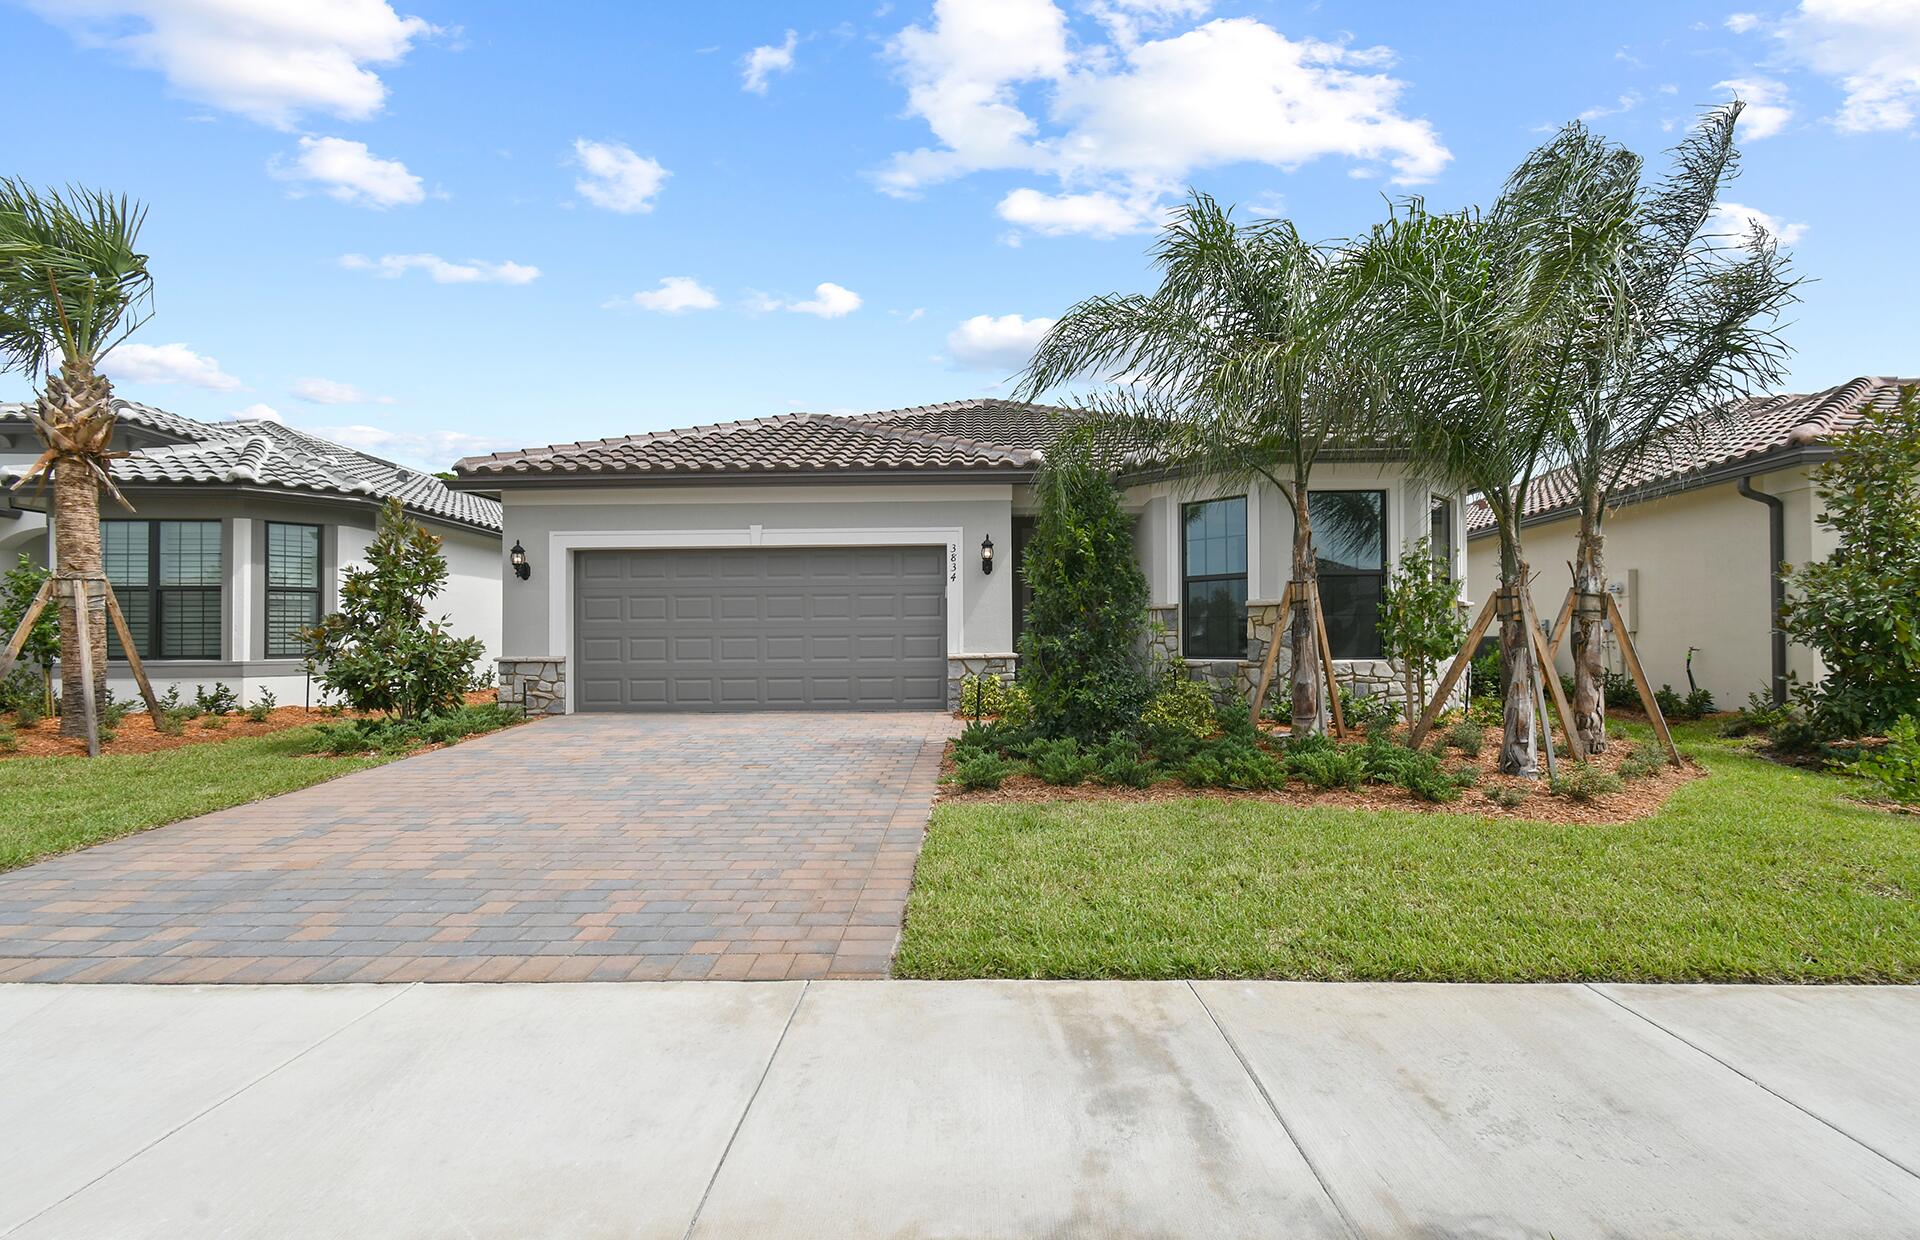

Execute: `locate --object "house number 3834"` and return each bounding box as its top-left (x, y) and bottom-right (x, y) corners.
top-left (948, 544), bottom-right (959, 582)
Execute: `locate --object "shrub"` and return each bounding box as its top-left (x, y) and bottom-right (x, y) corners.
top-left (1288, 747), bottom-right (1365, 791)
top-left (0, 555), bottom-right (57, 685)
top-left (950, 749), bottom-right (1020, 791)
top-left (310, 703), bottom-right (521, 755)
top-left (2, 665), bottom-right (45, 716)
top-left (1443, 720), bottom-right (1484, 757)
top-left (1207, 741), bottom-right (1286, 790)
top-left (1482, 784), bottom-right (1528, 809)
top-left (244, 690), bottom-right (277, 724)
top-left (1029, 737), bottom-right (1097, 786)
top-left (302, 498), bottom-right (487, 720)
top-left (1843, 715), bottom-right (1920, 804)
top-left (1378, 536), bottom-right (1469, 726)
top-left (200, 714), bottom-right (226, 730)
top-left (1093, 737), bottom-right (1157, 788)
top-left (1358, 737), bottom-right (1466, 803)
top-left (1653, 684), bottom-right (1712, 721)
top-left (1468, 646), bottom-right (1503, 703)
top-left (1603, 669), bottom-right (1640, 712)
top-left (1340, 688), bottom-right (1400, 735)
top-left (0, 720), bottom-right (16, 752)
top-left (1550, 764), bottom-right (1625, 803)
top-left (13, 697), bottom-right (42, 728)
top-left (1783, 386), bottom-right (1920, 739)
top-left (194, 682), bottom-right (240, 717)
top-left (1722, 690), bottom-right (1791, 738)
top-left (1017, 436), bottom-right (1151, 742)
top-left (957, 673), bottom-right (1011, 719)
top-left (1141, 668), bottom-right (1216, 740)
top-left (153, 710), bottom-right (185, 736)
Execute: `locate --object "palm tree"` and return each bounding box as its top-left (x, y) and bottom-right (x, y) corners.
top-left (1361, 127), bottom-right (1639, 774)
top-left (1554, 104), bottom-right (1798, 752)
top-left (0, 181), bottom-right (153, 738)
top-left (1014, 193), bottom-right (1386, 735)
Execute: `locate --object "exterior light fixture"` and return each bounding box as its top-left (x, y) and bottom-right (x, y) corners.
top-left (509, 539), bottom-right (531, 581)
top-left (980, 534), bottom-right (995, 575)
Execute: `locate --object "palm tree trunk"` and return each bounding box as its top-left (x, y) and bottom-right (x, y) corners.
top-left (1498, 536), bottom-right (1538, 777)
top-left (46, 363), bottom-right (111, 739)
top-left (1288, 480), bottom-right (1322, 735)
top-left (1570, 496), bottom-right (1607, 754)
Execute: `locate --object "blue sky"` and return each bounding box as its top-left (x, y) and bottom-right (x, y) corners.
top-left (5, 0), bottom-right (1918, 470)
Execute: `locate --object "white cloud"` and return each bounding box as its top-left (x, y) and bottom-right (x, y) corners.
top-left (1087, 0), bottom-right (1213, 47)
top-left (1709, 201), bottom-right (1808, 247)
top-left (743, 29), bottom-right (798, 94)
top-left (878, 1), bottom-right (1449, 236)
top-left (789, 282), bottom-right (863, 317)
top-left (947, 313), bottom-right (1056, 371)
top-left (308, 424), bottom-right (522, 472)
top-left (230, 403), bottom-right (282, 423)
top-left (1785, 0), bottom-right (1920, 132)
top-left (996, 187), bottom-right (1166, 237)
top-left (571, 138), bottom-right (669, 213)
top-left (1725, 12), bottom-right (1762, 33)
top-left (269, 136), bottom-right (424, 208)
top-left (106, 342), bottom-right (243, 390)
top-left (27, 0), bottom-right (431, 128)
top-left (1578, 92), bottom-right (1642, 122)
top-left (339, 253), bottom-right (541, 284)
top-left (292, 377), bottom-right (392, 405)
top-left (1717, 77), bottom-right (1794, 139)
top-left (620, 276), bottom-right (720, 313)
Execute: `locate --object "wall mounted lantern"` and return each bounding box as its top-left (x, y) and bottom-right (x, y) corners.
top-left (980, 534), bottom-right (995, 575)
top-left (509, 540), bottom-right (531, 581)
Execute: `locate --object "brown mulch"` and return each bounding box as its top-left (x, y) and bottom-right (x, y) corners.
top-left (1, 689), bottom-right (500, 760)
top-left (938, 723), bottom-right (1702, 826)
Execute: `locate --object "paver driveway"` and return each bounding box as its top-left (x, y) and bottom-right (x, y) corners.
top-left (0, 713), bottom-right (954, 984)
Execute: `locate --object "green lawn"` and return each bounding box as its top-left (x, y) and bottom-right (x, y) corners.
top-left (895, 723), bottom-right (1920, 982)
top-left (0, 728), bottom-right (395, 873)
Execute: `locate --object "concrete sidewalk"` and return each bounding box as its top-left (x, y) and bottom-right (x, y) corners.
top-left (3, 981), bottom-right (1916, 1238)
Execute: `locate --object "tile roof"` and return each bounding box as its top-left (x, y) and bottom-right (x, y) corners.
top-left (453, 398), bottom-right (1077, 480)
top-left (1465, 376), bottom-right (1914, 535)
top-left (0, 400), bottom-right (500, 533)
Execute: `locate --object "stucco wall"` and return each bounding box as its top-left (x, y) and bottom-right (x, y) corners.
top-left (1465, 465), bottom-right (1815, 706)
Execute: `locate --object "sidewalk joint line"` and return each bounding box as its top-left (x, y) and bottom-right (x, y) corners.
top-left (682, 979), bottom-right (809, 1240)
top-left (1186, 981), bottom-right (1363, 1240)
top-left (2, 981), bottom-right (422, 1238)
top-left (1586, 983), bottom-right (1920, 1182)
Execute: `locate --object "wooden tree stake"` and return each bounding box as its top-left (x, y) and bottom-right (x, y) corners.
top-left (1606, 591), bottom-right (1683, 766)
top-left (102, 581), bottom-right (163, 720)
top-left (1247, 580), bottom-right (1296, 724)
top-left (1309, 578), bottom-right (1348, 739)
top-left (1408, 592), bottom-right (1497, 748)
top-left (69, 577), bottom-right (100, 758)
top-left (0, 576), bottom-right (55, 685)
top-left (1524, 590), bottom-right (1587, 763)
top-left (1545, 588), bottom-right (1575, 662)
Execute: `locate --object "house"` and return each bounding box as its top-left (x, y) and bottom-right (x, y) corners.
top-left (1465, 376), bottom-right (1913, 708)
top-left (0, 400), bottom-right (503, 707)
top-left (448, 399), bottom-right (1467, 715)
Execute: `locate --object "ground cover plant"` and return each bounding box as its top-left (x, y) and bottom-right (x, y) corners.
top-left (900, 721), bottom-right (1919, 983)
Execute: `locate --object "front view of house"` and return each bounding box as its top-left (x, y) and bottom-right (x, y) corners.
top-left (451, 399), bottom-right (1465, 715)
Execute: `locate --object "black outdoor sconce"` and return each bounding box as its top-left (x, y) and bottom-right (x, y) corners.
top-left (509, 539), bottom-right (531, 581)
top-left (980, 534), bottom-right (995, 575)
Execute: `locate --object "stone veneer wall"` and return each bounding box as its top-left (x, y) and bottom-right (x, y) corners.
top-left (947, 654), bottom-right (1017, 711)
top-left (498, 656), bottom-right (567, 716)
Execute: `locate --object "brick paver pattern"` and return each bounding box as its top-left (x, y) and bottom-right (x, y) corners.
top-left (0, 713), bottom-right (954, 984)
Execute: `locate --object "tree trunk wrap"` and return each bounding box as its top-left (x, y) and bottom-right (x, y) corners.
top-left (1571, 497), bottom-right (1608, 754)
top-left (1289, 480), bottom-right (1323, 736)
top-left (1498, 545), bottom-right (1539, 778)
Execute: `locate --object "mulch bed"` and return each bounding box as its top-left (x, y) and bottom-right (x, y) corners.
top-left (938, 721), bottom-right (1703, 826)
top-left (1, 690), bottom-right (501, 760)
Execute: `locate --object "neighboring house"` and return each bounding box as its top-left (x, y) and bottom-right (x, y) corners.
top-left (0, 400), bottom-right (503, 707)
top-left (449, 399), bottom-right (1467, 714)
top-left (1465, 376), bottom-right (1914, 708)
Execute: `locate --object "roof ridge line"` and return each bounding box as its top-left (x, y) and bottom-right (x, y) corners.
top-left (810, 412), bottom-right (1039, 464)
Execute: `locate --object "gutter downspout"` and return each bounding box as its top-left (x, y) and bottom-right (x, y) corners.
top-left (1737, 475), bottom-right (1788, 706)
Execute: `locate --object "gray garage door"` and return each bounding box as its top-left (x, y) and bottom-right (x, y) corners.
top-left (573, 546), bottom-right (948, 711)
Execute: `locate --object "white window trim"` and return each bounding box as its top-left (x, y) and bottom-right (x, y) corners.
top-left (545, 526), bottom-right (965, 713)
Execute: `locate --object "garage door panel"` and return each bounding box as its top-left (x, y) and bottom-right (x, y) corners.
top-left (575, 546), bottom-right (946, 711)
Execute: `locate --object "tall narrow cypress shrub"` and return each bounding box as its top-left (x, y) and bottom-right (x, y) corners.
top-left (1018, 437), bottom-right (1150, 741)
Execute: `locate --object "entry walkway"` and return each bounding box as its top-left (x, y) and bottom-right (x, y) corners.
top-left (3, 981), bottom-right (1916, 1237)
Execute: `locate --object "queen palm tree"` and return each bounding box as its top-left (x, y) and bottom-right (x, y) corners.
top-left (1015, 192), bottom-right (1387, 735)
top-left (1553, 104), bottom-right (1798, 752)
top-left (1361, 127), bottom-right (1639, 774)
top-left (0, 181), bottom-right (153, 738)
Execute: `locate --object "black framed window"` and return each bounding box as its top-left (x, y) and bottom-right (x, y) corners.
top-left (1182, 496), bottom-right (1248, 659)
top-left (1429, 494), bottom-right (1454, 577)
top-left (1310, 490), bottom-right (1387, 658)
top-left (265, 522), bottom-right (322, 657)
top-left (103, 519), bottom-right (222, 660)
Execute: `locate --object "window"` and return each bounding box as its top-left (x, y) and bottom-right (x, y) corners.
top-left (1430, 494), bottom-right (1454, 577)
top-left (265, 522), bottom-right (322, 657)
top-left (1310, 490), bottom-right (1387, 658)
top-left (1182, 496), bottom-right (1248, 659)
top-left (103, 520), bottom-right (223, 660)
